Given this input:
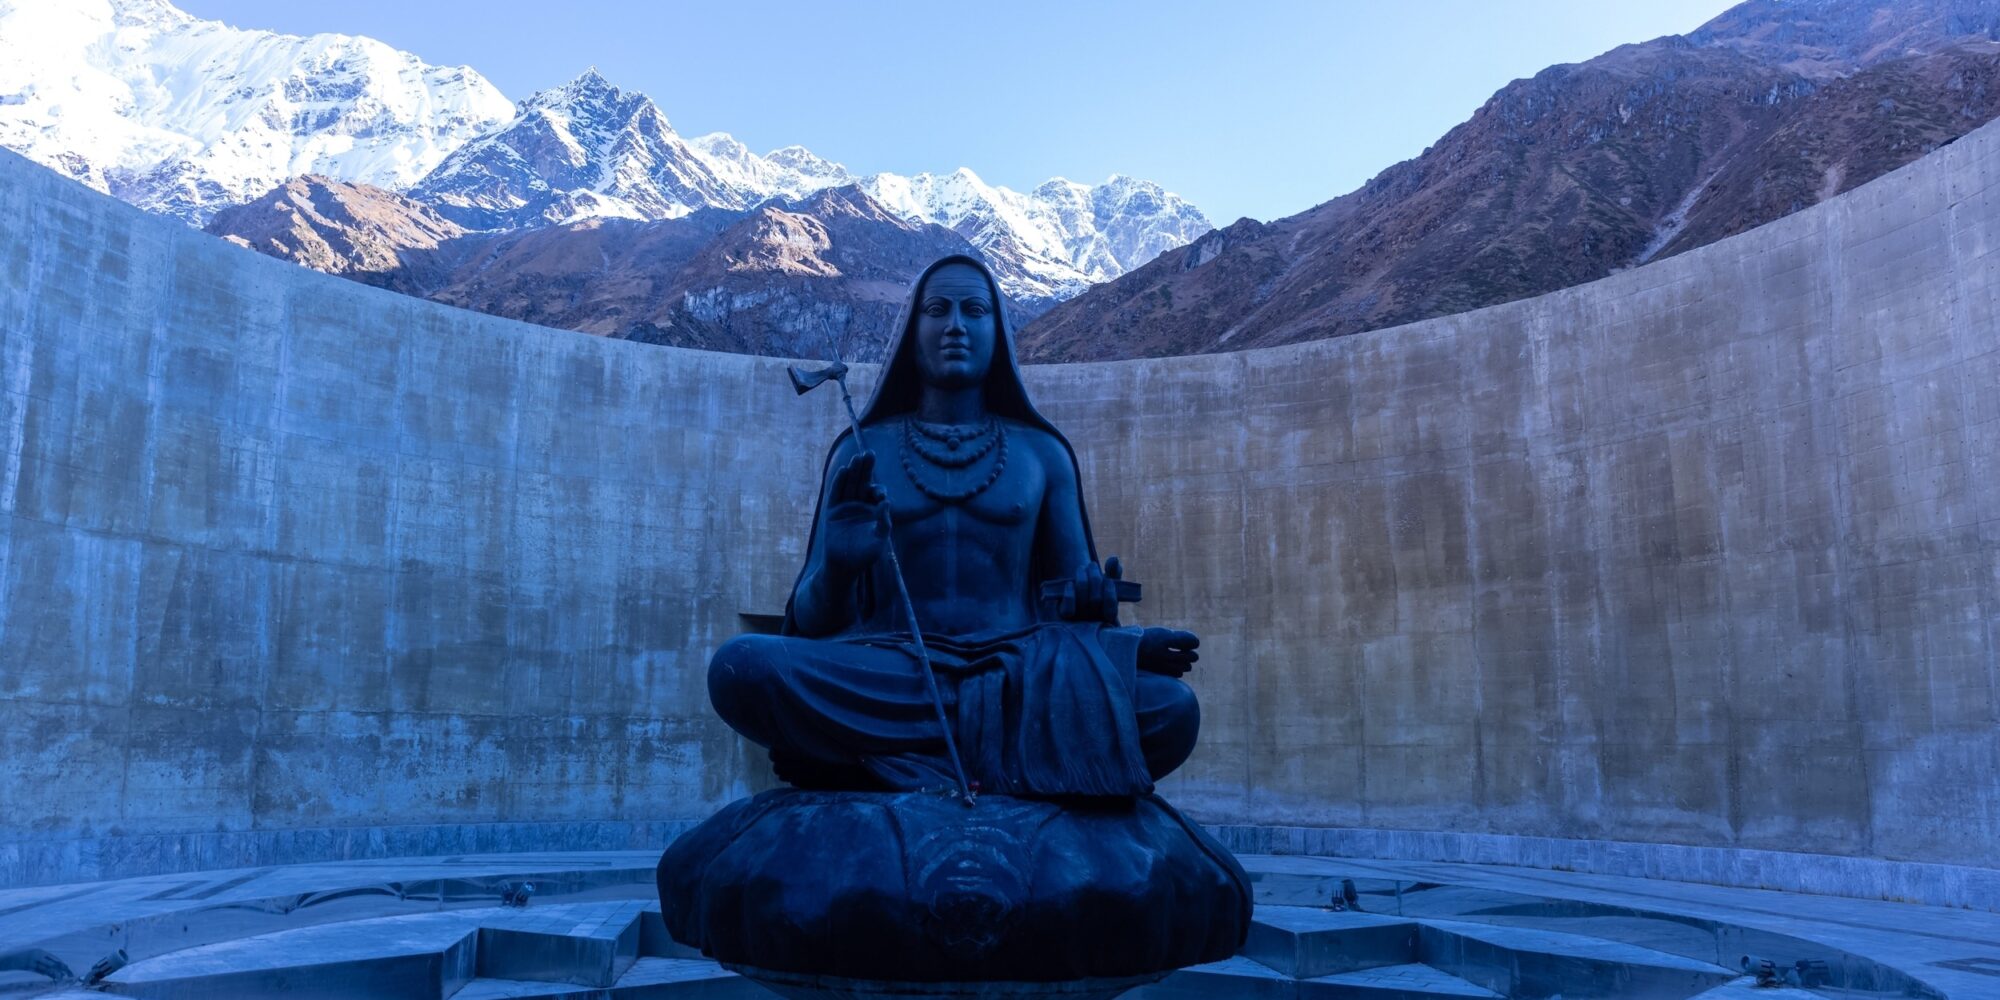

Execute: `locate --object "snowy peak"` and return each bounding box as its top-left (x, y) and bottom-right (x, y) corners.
top-left (107, 0), bottom-right (195, 29)
top-left (0, 0), bottom-right (1213, 302)
top-left (674, 127), bottom-right (1213, 300)
top-left (689, 133), bottom-right (853, 203)
top-left (854, 167), bottom-right (1086, 297)
top-left (413, 68), bottom-right (746, 229)
top-left (1047, 174), bottom-right (1214, 282)
top-left (766, 145), bottom-right (850, 183)
top-left (0, 0), bottom-right (514, 223)
top-left (518, 67), bottom-right (639, 124)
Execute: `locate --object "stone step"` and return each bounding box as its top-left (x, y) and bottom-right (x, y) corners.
top-left (1417, 919), bottom-right (1736, 1000)
top-left (474, 902), bottom-right (649, 987)
top-left (100, 902), bottom-right (661, 999)
top-left (454, 956), bottom-right (763, 999)
top-left (1243, 906), bottom-right (1420, 978)
top-left (1685, 979), bottom-right (1827, 1000)
top-left (1300, 963), bottom-right (1503, 999)
top-left (636, 904), bottom-right (710, 960)
top-left (100, 909), bottom-right (480, 999)
top-left (1130, 957), bottom-right (1501, 1000)
top-left (1129, 956), bottom-right (1304, 999)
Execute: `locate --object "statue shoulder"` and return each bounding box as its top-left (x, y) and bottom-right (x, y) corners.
top-left (829, 421), bottom-right (900, 462)
top-left (1002, 420), bottom-right (1077, 482)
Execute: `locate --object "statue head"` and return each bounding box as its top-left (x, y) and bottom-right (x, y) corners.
top-left (787, 254), bottom-right (1105, 636)
top-left (913, 262), bottom-right (999, 391)
top-left (860, 255), bottom-right (1041, 427)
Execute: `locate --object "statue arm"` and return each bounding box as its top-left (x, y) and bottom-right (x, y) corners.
top-left (1033, 433), bottom-right (1097, 598)
top-left (789, 433), bottom-right (883, 637)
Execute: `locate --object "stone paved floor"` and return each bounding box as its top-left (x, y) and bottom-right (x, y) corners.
top-left (0, 851), bottom-right (1991, 997)
top-left (1304, 856), bottom-right (2000, 997)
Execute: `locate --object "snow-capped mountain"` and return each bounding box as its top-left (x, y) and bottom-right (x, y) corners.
top-left (673, 134), bottom-right (1212, 298)
top-left (0, 0), bottom-right (1210, 299)
top-left (691, 134), bottom-right (854, 203)
top-left (422, 71), bottom-right (1214, 299)
top-left (1032, 175), bottom-right (1215, 283)
top-left (412, 69), bottom-right (748, 230)
top-left (0, 0), bottom-right (514, 224)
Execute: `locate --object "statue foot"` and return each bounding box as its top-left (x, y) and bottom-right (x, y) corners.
top-left (770, 750), bottom-right (886, 791)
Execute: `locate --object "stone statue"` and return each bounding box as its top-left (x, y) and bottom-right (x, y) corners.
top-left (660, 255), bottom-right (1248, 1000)
top-left (708, 255), bottom-right (1203, 799)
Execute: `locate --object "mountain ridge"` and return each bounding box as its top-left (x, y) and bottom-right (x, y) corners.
top-left (1016, 0), bottom-right (2000, 362)
top-left (202, 175), bottom-right (1035, 362)
top-left (0, 0), bottom-right (1212, 302)
top-left (0, 0), bottom-right (515, 224)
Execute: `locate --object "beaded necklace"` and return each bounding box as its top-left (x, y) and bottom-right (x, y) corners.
top-left (900, 418), bottom-right (1008, 504)
top-left (906, 417), bottom-right (1000, 468)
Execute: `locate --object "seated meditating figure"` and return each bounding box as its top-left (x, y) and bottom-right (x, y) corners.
top-left (663, 255), bottom-right (1247, 994)
top-left (707, 254), bottom-right (1205, 798)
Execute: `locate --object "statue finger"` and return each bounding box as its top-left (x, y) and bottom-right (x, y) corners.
top-left (1103, 555), bottom-right (1123, 580)
top-left (831, 459), bottom-right (858, 501)
top-left (835, 451), bottom-right (875, 501)
top-left (1172, 630), bottom-right (1200, 649)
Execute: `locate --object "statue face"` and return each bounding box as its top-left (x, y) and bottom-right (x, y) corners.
top-left (913, 263), bottom-right (997, 391)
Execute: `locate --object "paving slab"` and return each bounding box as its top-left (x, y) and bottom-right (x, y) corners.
top-left (476, 901), bottom-right (647, 987)
top-left (1238, 855), bottom-right (1988, 998)
top-left (1300, 962), bottom-right (1502, 999)
top-left (1244, 906), bottom-right (1419, 978)
top-left (1417, 918), bottom-right (1733, 999)
top-left (1128, 956), bottom-right (1297, 998)
top-left (455, 956), bottom-right (764, 999)
top-left (1685, 981), bottom-right (1827, 999)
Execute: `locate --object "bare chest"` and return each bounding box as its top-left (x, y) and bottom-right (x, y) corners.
top-left (882, 421), bottom-right (1045, 533)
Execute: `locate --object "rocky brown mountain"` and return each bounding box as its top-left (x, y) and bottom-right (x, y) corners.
top-left (205, 181), bottom-right (1023, 362)
top-left (1661, 41), bottom-right (2000, 257)
top-left (429, 186), bottom-right (1021, 360)
top-left (1017, 0), bottom-right (2000, 362)
top-left (206, 176), bottom-right (471, 295)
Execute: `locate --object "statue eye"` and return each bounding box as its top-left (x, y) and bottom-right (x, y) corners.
top-left (964, 302), bottom-right (988, 317)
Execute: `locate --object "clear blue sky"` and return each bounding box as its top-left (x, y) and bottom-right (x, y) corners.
top-left (177, 0), bottom-right (1740, 224)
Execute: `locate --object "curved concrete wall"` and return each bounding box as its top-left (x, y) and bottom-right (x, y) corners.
top-left (1, 117), bottom-right (1997, 893)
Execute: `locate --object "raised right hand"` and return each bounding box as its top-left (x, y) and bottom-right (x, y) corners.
top-left (824, 450), bottom-right (889, 572)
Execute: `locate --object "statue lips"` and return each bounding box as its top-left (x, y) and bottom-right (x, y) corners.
top-left (936, 344), bottom-right (975, 374)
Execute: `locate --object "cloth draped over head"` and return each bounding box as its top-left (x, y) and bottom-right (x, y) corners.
top-left (781, 254), bottom-right (1098, 634)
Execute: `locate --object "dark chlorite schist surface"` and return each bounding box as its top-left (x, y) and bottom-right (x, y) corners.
top-left (657, 255), bottom-right (1249, 995)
